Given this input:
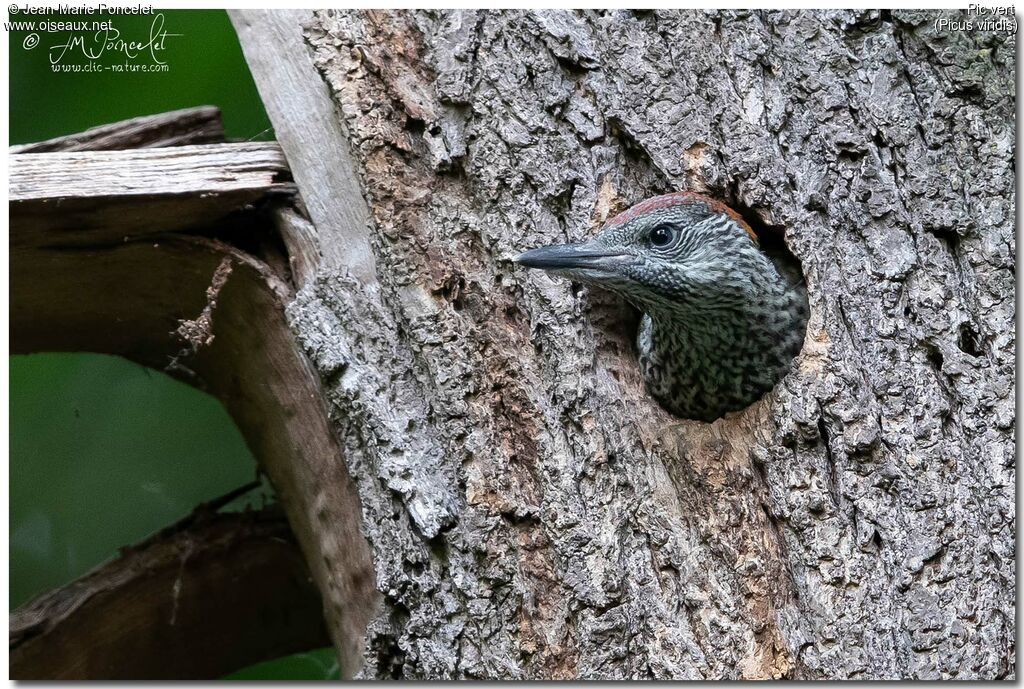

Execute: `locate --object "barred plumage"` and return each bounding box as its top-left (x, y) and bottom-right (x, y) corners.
top-left (517, 192), bottom-right (808, 421)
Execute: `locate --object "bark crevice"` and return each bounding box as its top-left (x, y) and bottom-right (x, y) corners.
top-left (237, 9), bottom-right (1012, 679)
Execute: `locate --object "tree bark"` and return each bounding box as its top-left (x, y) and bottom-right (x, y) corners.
top-left (234, 9), bottom-right (1014, 679)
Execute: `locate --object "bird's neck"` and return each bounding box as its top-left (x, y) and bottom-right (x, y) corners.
top-left (635, 266), bottom-right (807, 420)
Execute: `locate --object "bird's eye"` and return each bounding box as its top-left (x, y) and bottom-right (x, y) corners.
top-left (648, 225), bottom-right (676, 247)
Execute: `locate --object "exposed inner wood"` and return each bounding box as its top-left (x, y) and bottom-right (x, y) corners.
top-left (10, 142), bottom-right (293, 239)
top-left (229, 9), bottom-right (376, 286)
top-left (9, 107), bottom-right (378, 678)
top-left (10, 231), bottom-right (378, 680)
top-left (9, 106), bottom-right (226, 154)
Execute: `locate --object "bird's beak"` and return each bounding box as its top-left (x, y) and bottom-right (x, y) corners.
top-left (514, 242), bottom-right (632, 273)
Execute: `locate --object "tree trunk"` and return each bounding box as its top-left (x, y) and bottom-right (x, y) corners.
top-left (233, 9), bottom-right (1014, 679)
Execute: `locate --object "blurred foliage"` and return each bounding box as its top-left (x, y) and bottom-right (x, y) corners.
top-left (8, 9), bottom-right (272, 143)
top-left (9, 353), bottom-right (264, 607)
top-left (225, 648), bottom-right (341, 681)
top-left (9, 10), bottom-right (335, 680)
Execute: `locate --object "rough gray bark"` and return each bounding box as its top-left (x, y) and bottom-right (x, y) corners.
top-left (239, 9), bottom-right (1014, 679)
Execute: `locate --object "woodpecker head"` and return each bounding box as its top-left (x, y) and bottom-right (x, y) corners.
top-left (515, 192), bottom-right (772, 316)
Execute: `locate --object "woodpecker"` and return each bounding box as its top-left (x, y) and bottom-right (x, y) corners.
top-left (516, 192), bottom-right (808, 422)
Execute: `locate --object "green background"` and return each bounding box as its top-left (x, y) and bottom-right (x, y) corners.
top-left (9, 9), bottom-right (337, 679)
